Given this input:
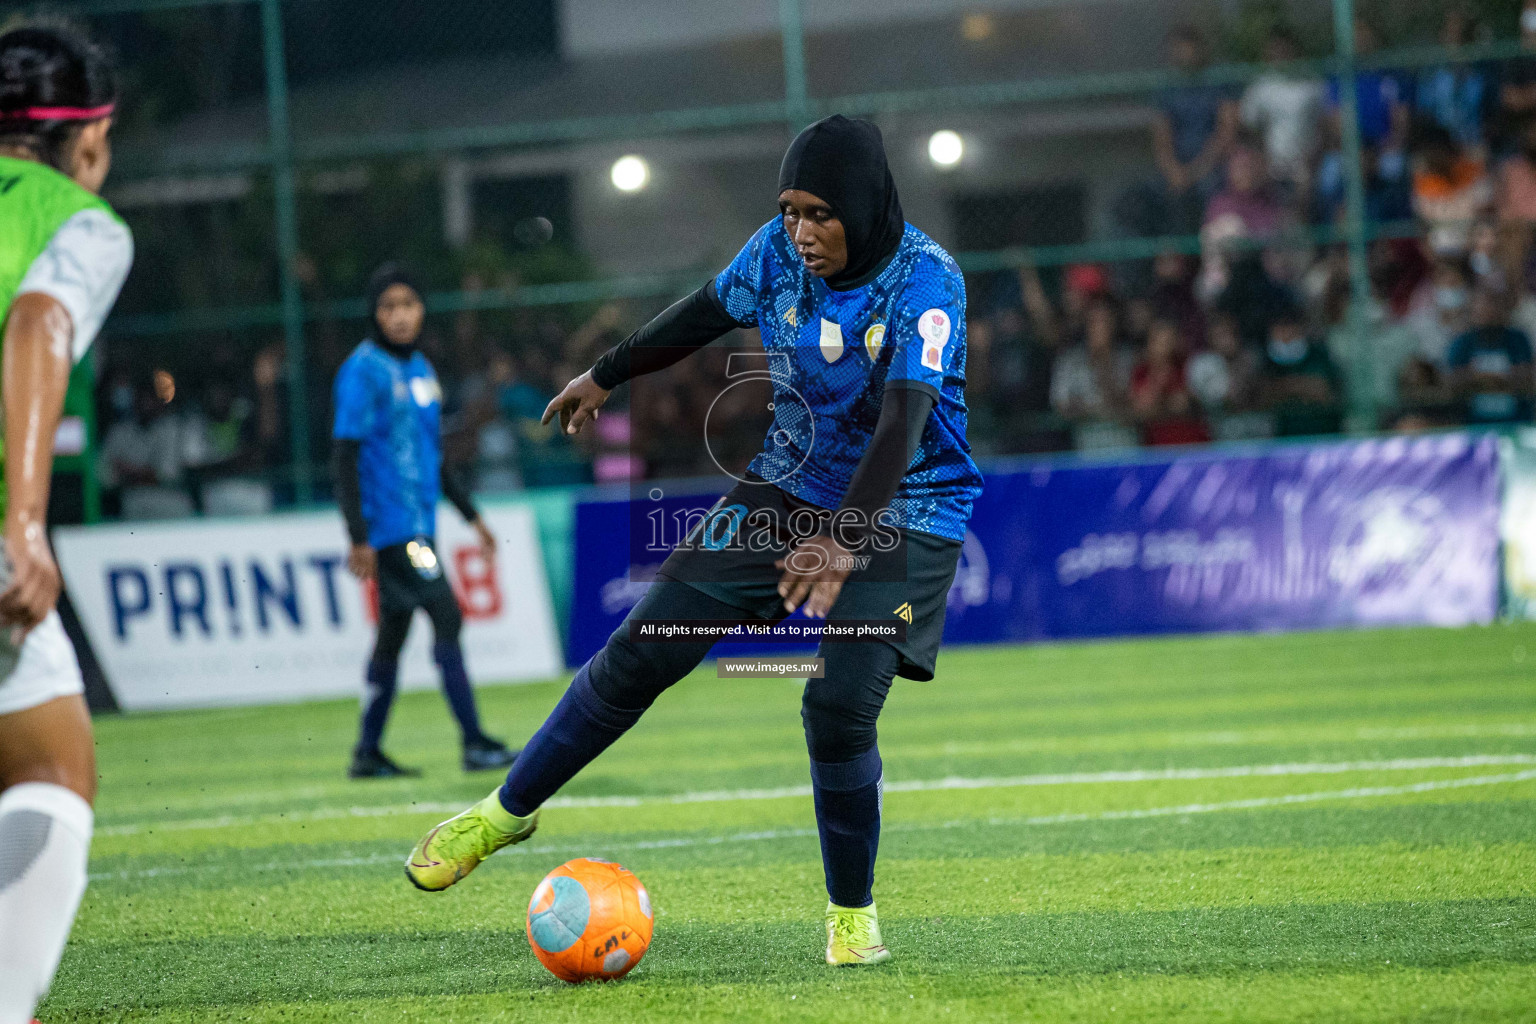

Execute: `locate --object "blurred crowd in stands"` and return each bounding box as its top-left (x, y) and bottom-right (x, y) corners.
top-left (94, 304), bottom-right (606, 518)
top-left (966, 7), bottom-right (1536, 455)
top-left (93, 4), bottom-right (1536, 518)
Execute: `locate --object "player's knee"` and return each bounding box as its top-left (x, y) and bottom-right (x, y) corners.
top-left (0, 749), bottom-right (97, 806)
top-left (423, 587), bottom-right (462, 641)
top-left (587, 632), bottom-right (666, 713)
top-left (433, 605), bottom-right (463, 645)
top-left (0, 696), bottom-right (98, 805)
top-left (801, 685), bottom-right (876, 763)
top-left (371, 612), bottom-right (411, 664)
top-left (371, 639), bottom-right (406, 666)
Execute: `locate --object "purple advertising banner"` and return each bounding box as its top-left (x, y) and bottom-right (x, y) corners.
top-left (569, 434), bottom-right (1502, 665)
top-left (943, 433), bottom-right (1502, 643)
top-left (569, 484), bottom-right (730, 666)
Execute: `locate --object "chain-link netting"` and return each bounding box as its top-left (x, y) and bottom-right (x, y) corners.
top-left (46, 0), bottom-right (1536, 520)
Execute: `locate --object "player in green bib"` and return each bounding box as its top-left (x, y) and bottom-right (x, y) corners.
top-left (0, 20), bottom-right (131, 1024)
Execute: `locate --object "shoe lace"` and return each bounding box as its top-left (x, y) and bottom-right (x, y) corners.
top-left (830, 910), bottom-right (877, 947)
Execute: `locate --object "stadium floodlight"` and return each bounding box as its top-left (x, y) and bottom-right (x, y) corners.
top-left (928, 130), bottom-right (964, 168)
top-left (611, 155), bottom-right (650, 192)
top-left (960, 12), bottom-right (996, 41)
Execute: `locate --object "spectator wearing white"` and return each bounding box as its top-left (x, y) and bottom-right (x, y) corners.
top-left (97, 372), bottom-right (203, 519)
top-left (1189, 312), bottom-right (1268, 440)
top-left (1240, 26), bottom-right (1325, 197)
top-left (1410, 120), bottom-right (1493, 258)
top-left (1405, 257), bottom-right (1474, 366)
top-left (1320, 279), bottom-right (1419, 417)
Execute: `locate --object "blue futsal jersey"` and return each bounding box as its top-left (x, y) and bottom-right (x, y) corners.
top-left (332, 340), bottom-right (445, 549)
top-left (713, 219), bottom-right (983, 541)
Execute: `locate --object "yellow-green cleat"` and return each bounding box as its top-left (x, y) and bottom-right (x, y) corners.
top-left (404, 789), bottom-right (539, 891)
top-left (825, 901), bottom-right (891, 965)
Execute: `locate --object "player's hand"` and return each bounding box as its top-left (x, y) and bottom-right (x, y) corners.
top-left (542, 370), bottom-right (610, 437)
top-left (0, 519), bottom-right (62, 642)
top-left (348, 543), bottom-right (378, 582)
top-left (775, 534), bottom-right (856, 619)
top-left (472, 517), bottom-right (498, 563)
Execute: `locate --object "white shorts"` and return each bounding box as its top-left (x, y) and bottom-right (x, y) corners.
top-left (0, 611), bottom-right (85, 717)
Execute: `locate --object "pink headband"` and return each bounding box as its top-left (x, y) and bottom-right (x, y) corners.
top-left (0, 102), bottom-right (114, 122)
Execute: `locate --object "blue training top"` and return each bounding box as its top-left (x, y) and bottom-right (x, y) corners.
top-left (332, 339), bottom-right (445, 549)
top-left (713, 218), bottom-right (984, 541)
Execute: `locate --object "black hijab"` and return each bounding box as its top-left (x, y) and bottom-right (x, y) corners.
top-left (366, 261), bottom-right (424, 352)
top-left (777, 115), bottom-right (905, 290)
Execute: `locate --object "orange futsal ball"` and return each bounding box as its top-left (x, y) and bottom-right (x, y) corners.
top-left (526, 858), bottom-right (654, 983)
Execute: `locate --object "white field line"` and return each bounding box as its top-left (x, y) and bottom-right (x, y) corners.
top-left (88, 769), bottom-right (1536, 883)
top-left (1353, 723), bottom-right (1536, 740)
top-left (129, 723), bottom-right (1536, 817)
top-left (977, 768), bottom-right (1536, 826)
top-left (95, 754), bottom-right (1536, 839)
top-left (929, 721), bottom-right (1536, 755)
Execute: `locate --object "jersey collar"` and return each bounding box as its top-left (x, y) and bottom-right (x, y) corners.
top-left (368, 336), bottom-right (419, 363)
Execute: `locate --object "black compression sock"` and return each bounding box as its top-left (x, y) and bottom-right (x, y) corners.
top-left (810, 746), bottom-right (883, 908)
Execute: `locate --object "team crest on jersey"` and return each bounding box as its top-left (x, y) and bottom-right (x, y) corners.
top-left (819, 318), bottom-right (844, 363)
top-left (409, 376), bottom-right (442, 408)
top-left (784, 306), bottom-right (797, 327)
top-left (918, 308), bottom-right (951, 371)
top-left (864, 323), bottom-right (886, 360)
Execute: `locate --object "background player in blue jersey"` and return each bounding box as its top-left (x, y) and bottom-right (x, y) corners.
top-left (405, 117), bottom-right (983, 965)
top-left (332, 263), bottom-right (519, 779)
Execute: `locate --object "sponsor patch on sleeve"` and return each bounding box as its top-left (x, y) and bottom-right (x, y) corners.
top-left (918, 308), bottom-right (951, 371)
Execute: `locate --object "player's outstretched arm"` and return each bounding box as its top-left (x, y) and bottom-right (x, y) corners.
top-left (547, 282), bottom-right (744, 437)
top-left (0, 293), bottom-right (74, 637)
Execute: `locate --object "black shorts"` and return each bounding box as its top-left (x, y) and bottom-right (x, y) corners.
top-left (656, 478), bottom-right (962, 681)
top-left (376, 537), bottom-right (456, 618)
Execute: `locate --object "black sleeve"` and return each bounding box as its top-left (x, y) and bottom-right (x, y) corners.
top-left (590, 280), bottom-right (744, 390)
top-left (832, 381), bottom-right (938, 537)
top-left (440, 460), bottom-right (480, 523)
top-left (331, 439), bottom-right (369, 546)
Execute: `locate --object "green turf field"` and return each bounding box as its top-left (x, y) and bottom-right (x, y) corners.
top-left (45, 625), bottom-right (1536, 1022)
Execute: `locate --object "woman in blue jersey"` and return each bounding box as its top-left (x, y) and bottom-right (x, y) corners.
top-left (0, 21), bottom-right (132, 1022)
top-left (332, 264), bottom-right (518, 779)
top-left (405, 117), bottom-right (983, 967)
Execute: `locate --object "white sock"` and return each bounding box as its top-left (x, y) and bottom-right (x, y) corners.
top-left (0, 783), bottom-right (93, 1024)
